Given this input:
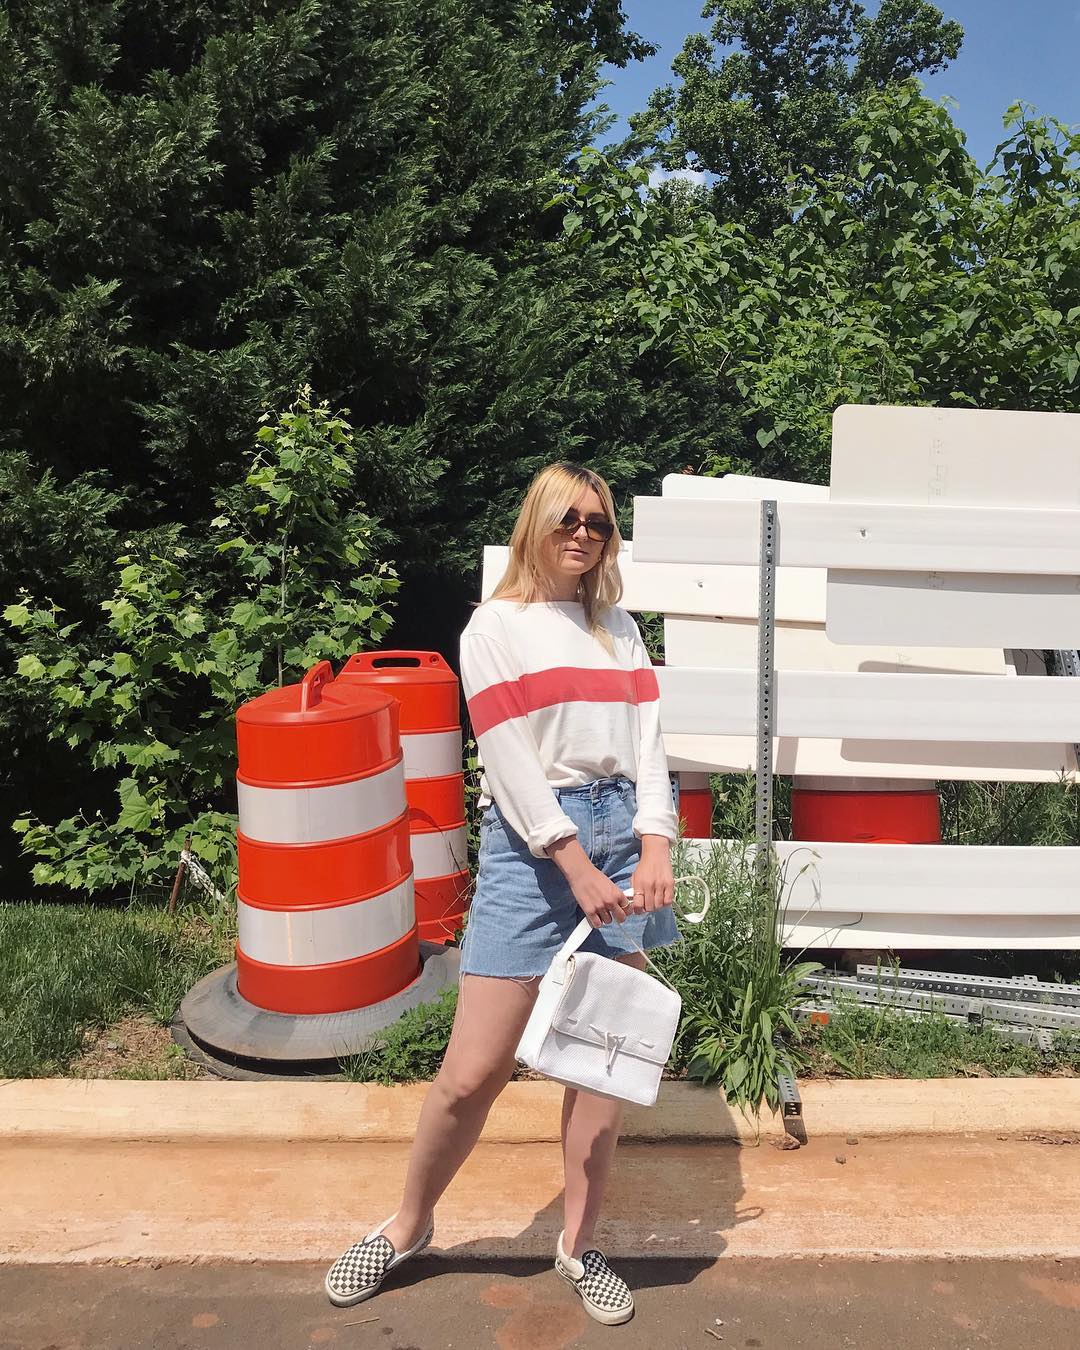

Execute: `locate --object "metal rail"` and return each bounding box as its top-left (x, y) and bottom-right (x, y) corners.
top-left (801, 973), bottom-right (1080, 1031)
top-left (854, 964), bottom-right (1080, 1008)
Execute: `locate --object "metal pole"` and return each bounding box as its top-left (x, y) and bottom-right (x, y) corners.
top-left (1054, 649), bottom-right (1080, 769)
top-left (756, 500), bottom-right (777, 876)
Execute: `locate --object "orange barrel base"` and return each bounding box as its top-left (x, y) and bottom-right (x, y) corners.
top-left (677, 772), bottom-right (713, 839)
top-left (415, 869), bottom-right (471, 943)
top-left (236, 929), bottom-right (422, 1015)
top-left (791, 780), bottom-right (941, 844)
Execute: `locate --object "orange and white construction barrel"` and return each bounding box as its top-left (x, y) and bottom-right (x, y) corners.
top-left (341, 652), bottom-right (469, 943)
top-left (790, 777), bottom-right (941, 844)
top-left (235, 660), bottom-right (420, 1014)
top-left (676, 771), bottom-right (713, 839)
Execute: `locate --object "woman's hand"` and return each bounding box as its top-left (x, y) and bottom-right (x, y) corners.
top-left (568, 865), bottom-right (634, 928)
top-left (628, 835), bottom-right (675, 915)
top-left (546, 836), bottom-right (632, 928)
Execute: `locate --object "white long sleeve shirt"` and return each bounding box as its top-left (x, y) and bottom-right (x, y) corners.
top-left (459, 598), bottom-right (679, 858)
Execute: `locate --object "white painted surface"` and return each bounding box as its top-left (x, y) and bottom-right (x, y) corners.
top-left (828, 404), bottom-right (1080, 646)
top-left (481, 544), bottom-right (826, 622)
top-left (663, 615), bottom-right (1006, 675)
top-left (410, 825), bottom-right (469, 880)
top-left (657, 472), bottom-right (1015, 780)
top-left (661, 472), bottom-right (828, 502)
top-left (780, 911), bottom-right (1080, 950)
top-left (663, 731), bottom-right (1077, 781)
top-left (681, 839), bottom-right (1080, 947)
top-left (633, 496), bottom-right (1080, 576)
top-left (657, 667), bottom-right (1080, 743)
top-left (827, 570), bottom-right (1080, 647)
top-left (773, 840), bottom-right (1080, 915)
top-left (237, 875), bottom-right (415, 965)
top-left (401, 729), bottom-right (463, 781)
top-left (658, 474), bottom-right (829, 622)
top-left (236, 765), bottom-right (407, 845)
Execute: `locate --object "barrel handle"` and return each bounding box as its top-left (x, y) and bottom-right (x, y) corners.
top-left (343, 650), bottom-right (451, 673)
top-left (299, 660), bottom-right (334, 711)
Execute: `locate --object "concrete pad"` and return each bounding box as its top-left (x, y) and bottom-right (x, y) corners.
top-left (3, 1132), bottom-right (1079, 1266)
top-left (3, 1077), bottom-right (1080, 1143)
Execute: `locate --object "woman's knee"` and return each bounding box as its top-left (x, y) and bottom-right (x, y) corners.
top-left (435, 1053), bottom-right (513, 1108)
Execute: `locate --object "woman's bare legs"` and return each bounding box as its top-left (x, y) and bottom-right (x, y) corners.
top-left (381, 972), bottom-right (539, 1253)
top-left (560, 950), bottom-right (645, 1258)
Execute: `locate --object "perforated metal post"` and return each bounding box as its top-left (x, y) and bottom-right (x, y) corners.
top-left (1054, 649), bottom-right (1080, 768)
top-left (756, 500), bottom-right (778, 874)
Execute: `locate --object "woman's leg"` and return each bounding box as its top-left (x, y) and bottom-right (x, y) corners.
top-left (560, 951), bottom-right (645, 1258)
top-left (381, 972), bottom-right (538, 1252)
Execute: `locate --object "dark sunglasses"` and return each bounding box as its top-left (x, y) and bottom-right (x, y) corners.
top-left (554, 510), bottom-right (615, 544)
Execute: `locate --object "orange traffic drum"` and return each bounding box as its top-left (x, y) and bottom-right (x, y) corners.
top-left (235, 661), bottom-right (420, 1014)
top-left (340, 652), bottom-right (469, 944)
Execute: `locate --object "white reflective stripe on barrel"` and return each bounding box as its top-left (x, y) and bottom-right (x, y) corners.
top-left (401, 729), bottom-right (463, 780)
top-left (410, 826), bottom-right (469, 880)
top-left (236, 762), bottom-right (407, 844)
top-left (237, 874), bottom-right (414, 966)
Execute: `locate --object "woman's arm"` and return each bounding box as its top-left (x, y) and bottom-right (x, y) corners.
top-left (625, 617), bottom-right (679, 845)
top-left (460, 629), bottom-right (579, 858)
top-left (625, 615), bottom-right (678, 914)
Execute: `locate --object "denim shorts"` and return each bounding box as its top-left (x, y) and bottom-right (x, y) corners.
top-left (458, 775), bottom-right (680, 980)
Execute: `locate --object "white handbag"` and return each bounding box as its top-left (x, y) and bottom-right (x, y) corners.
top-left (515, 876), bottom-right (710, 1107)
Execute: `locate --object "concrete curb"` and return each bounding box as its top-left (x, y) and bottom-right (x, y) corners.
top-left (2, 1077), bottom-right (1079, 1143)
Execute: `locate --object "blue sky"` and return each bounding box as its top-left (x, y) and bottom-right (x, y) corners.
top-left (596, 1), bottom-right (1080, 170)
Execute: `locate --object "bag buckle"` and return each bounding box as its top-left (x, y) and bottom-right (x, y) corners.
top-left (595, 1028), bottom-right (626, 1072)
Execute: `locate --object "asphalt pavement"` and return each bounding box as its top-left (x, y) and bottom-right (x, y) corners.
top-left (2, 1257), bottom-right (1079, 1350)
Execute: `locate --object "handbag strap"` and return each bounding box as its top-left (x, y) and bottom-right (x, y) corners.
top-left (550, 875), bottom-right (711, 990)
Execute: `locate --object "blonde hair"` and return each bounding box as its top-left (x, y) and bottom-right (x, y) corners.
top-left (490, 462), bottom-right (624, 655)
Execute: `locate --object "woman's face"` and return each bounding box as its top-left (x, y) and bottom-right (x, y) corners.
top-left (539, 485), bottom-right (610, 588)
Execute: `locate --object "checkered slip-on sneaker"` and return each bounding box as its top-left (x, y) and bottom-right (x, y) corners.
top-left (324, 1215), bottom-right (434, 1308)
top-left (555, 1231), bottom-right (634, 1325)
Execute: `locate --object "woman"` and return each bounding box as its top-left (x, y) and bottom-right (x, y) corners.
top-left (325, 463), bottom-right (680, 1326)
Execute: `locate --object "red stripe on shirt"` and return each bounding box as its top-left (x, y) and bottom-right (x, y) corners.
top-left (467, 666), bottom-right (659, 737)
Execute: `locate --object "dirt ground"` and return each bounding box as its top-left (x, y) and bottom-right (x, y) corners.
top-left (71, 1014), bottom-right (210, 1080)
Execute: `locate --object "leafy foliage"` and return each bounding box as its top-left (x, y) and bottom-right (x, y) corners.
top-left (561, 86), bottom-right (1080, 482)
top-left (658, 780), bottom-right (822, 1116)
top-left (4, 391), bottom-right (396, 895)
top-left (0, 2), bottom-right (734, 888)
top-left (640, 0), bottom-right (963, 230)
top-left (339, 987), bottom-right (459, 1085)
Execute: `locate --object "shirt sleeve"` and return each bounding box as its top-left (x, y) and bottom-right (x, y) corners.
top-left (459, 627), bottom-right (580, 859)
top-left (624, 614), bottom-right (680, 845)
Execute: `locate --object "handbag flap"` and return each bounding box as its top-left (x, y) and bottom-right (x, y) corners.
top-left (549, 953), bottom-right (681, 1067)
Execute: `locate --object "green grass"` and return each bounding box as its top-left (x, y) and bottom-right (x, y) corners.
top-left (3, 767), bottom-right (1078, 1094)
top-left (802, 997), bottom-right (1080, 1080)
top-left (0, 897), bottom-right (234, 1077)
top-left (339, 987), bottom-right (458, 1084)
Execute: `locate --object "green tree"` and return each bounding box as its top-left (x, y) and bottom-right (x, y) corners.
top-left (638, 0), bottom-right (963, 229)
top-left (560, 86), bottom-right (1080, 480)
top-left (4, 391), bottom-right (396, 895)
top-left (2, 1), bottom-right (713, 892)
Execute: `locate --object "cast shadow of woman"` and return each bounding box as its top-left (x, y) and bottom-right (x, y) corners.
top-left (388, 1083), bottom-right (761, 1301)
